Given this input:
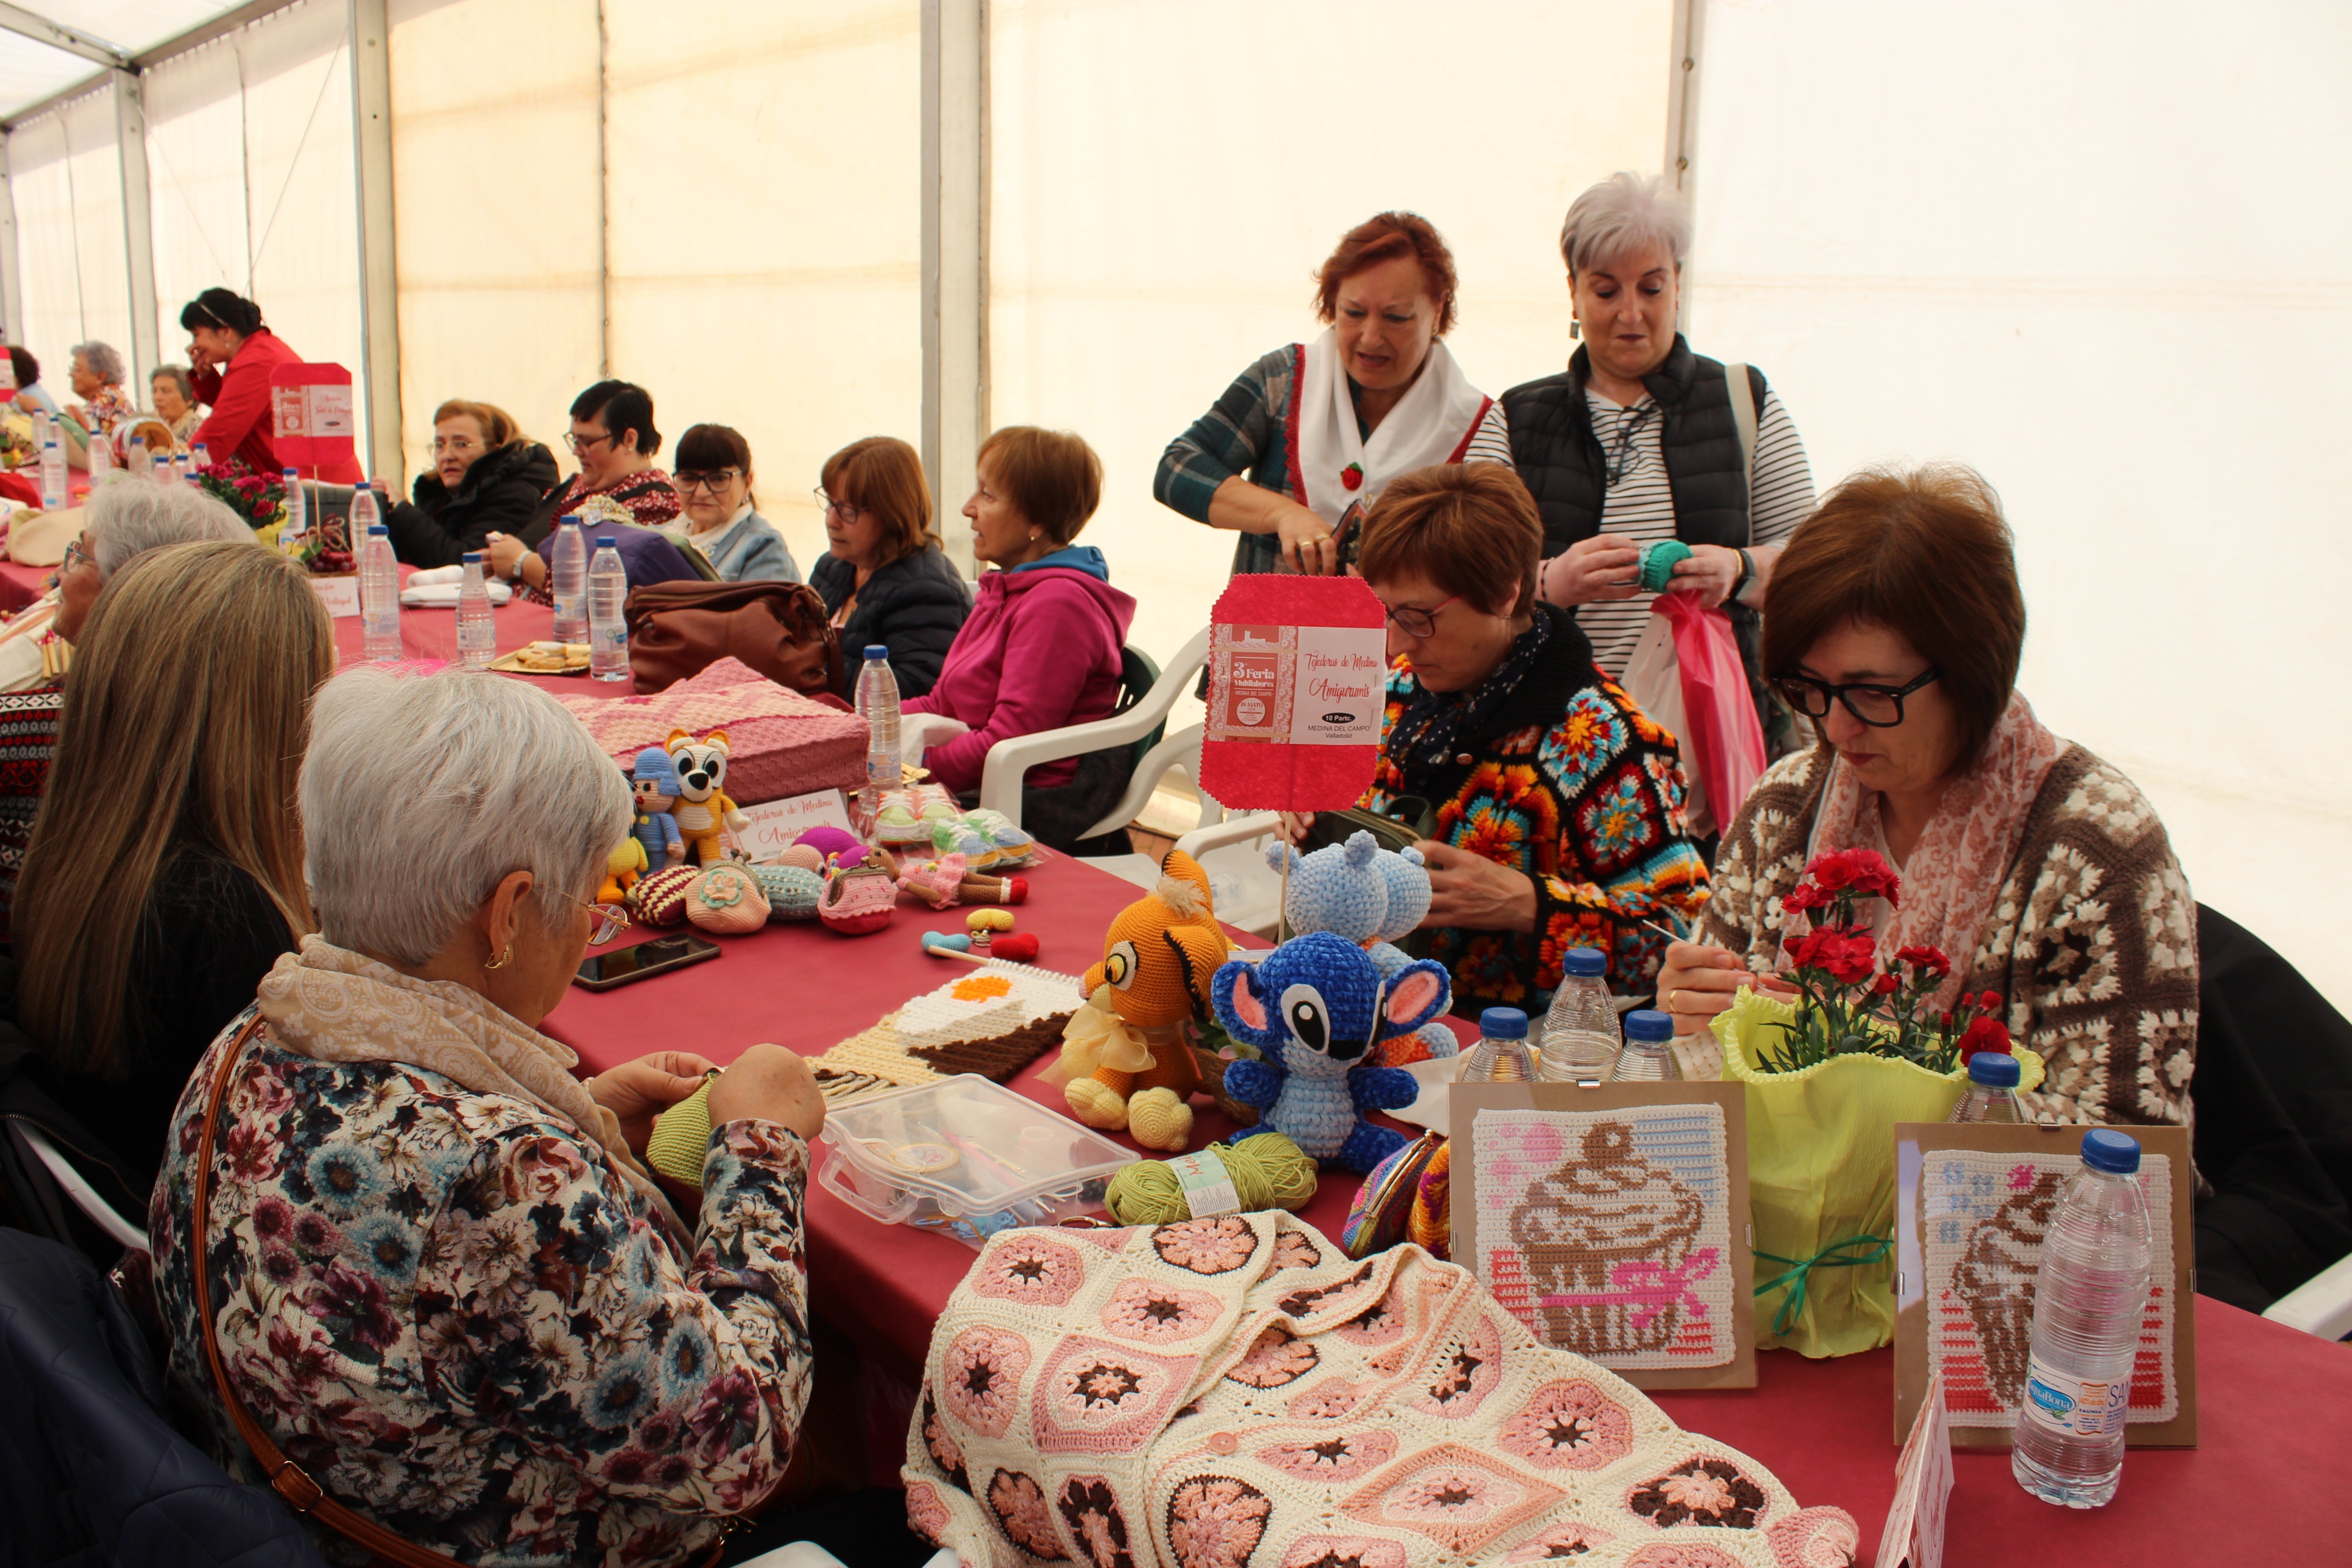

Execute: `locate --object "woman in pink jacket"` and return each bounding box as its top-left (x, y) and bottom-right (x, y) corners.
top-left (904, 427), bottom-right (1137, 851)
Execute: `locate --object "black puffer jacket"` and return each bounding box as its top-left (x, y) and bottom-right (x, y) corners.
top-left (809, 546), bottom-right (971, 701)
top-left (385, 440), bottom-right (562, 567)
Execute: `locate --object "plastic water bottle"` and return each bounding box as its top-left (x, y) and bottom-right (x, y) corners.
top-left (176, 452), bottom-right (195, 485)
top-left (1457, 1007), bottom-right (1538, 1083)
top-left (854, 645), bottom-right (901, 822)
top-left (1539, 946), bottom-right (1621, 1081)
top-left (87, 429), bottom-right (111, 484)
top-left (280, 469), bottom-right (307, 544)
top-left (37, 435), bottom-right (66, 512)
top-left (359, 522), bottom-right (400, 661)
top-left (2012, 1130), bottom-right (2154, 1509)
top-left (349, 481), bottom-right (381, 540)
top-left (191, 441), bottom-right (211, 473)
top-left (456, 550), bottom-right (495, 670)
top-left (588, 536), bottom-right (630, 681)
top-left (130, 443), bottom-right (152, 480)
top-left (550, 515), bottom-right (589, 643)
top-left (1950, 1051), bottom-right (2026, 1122)
top-left (1610, 1009), bottom-right (1684, 1081)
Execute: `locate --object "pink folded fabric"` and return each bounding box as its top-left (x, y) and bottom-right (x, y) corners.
top-left (562, 657), bottom-right (868, 805)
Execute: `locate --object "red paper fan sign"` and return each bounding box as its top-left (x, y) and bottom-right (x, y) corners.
top-left (1200, 575), bottom-right (1388, 812)
top-left (270, 362), bottom-right (356, 470)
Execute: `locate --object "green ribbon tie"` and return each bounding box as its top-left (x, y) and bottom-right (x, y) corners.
top-left (1753, 1232), bottom-right (1893, 1338)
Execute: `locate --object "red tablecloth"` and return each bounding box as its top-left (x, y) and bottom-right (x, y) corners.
top-left (0, 559), bottom-right (40, 615)
top-left (543, 853), bottom-right (2352, 1563)
top-left (331, 568), bottom-right (609, 695)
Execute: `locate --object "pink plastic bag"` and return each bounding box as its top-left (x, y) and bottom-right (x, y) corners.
top-left (1651, 593), bottom-right (1766, 835)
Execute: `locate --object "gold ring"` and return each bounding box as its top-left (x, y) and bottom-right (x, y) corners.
top-left (1668, 989), bottom-right (1683, 1012)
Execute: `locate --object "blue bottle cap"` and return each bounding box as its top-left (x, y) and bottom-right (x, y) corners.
top-left (1563, 946), bottom-right (1607, 978)
top-left (865, 644), bottom-right (890, 661)
top-left (597, 535), bottom-right (616, 547)
top-left (2081, 1128), bottom-right (2141, 1174)
top-left (282, 467), bottom-right (298, 476)
top-left (1967, 1051), bottom-right (2021, 1088)
top-left (462, 551), bottom-right (483, 564)
top-left (564, 514), bottom-right (583, 527)
top-left (1478, 1007), bottom-right (1529, 1040)
top-left (367, 523), bottom-right (387, 535)
top-left (1624, 1008), bottom-right (1673, 1043)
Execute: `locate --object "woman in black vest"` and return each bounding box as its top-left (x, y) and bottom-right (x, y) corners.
top-left (1502, 174), bottom-right (1817, 828)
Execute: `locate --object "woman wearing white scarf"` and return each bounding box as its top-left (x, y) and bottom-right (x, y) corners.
top-left (1156, 211), bottom-right (1514, 577)
top-left (148, 666), bottom-right (831, 1567)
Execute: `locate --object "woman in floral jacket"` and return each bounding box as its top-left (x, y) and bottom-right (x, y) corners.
top-left (149, 667), bottom-right (829, 1567)
top-left (1295, 464), bottom-right (1709, 1015)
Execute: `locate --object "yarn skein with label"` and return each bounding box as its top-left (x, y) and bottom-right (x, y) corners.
top-left (1104, 1132), bottom-right (1317, 1224)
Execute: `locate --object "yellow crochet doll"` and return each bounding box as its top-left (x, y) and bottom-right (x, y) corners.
top-left (599, 833), bottom-right (648, 906)
top-left (1045, 850), bottom-right (1230, 1152)
top-left (666, 727), bottom-right (750, 866)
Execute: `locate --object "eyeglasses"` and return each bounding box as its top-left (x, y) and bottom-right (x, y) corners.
top-left (1772, 668), bottom-right (1943, 728)
top-left (1381, 593), bottom-right (1460, 640)
top-left (60, 536), bottom-right (90, 574)
top-left (675, 469), bottom-right (740, 495)
top-left (564, 431), bottom-right (613, 456)
top-left (554, 887), bottom-right (632, 946)
top-left (1603, 402), bottom-right (1659, 488)
top-left (813, 489), bottom-right (865, 524)
top-left (432, 435), bottom-right (481, 455)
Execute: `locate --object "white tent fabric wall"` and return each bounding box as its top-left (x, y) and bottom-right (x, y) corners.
top-left (1685, 0), bottom-right (2352, 1009)
top-left (6, 87), bottom-right (135, 392)
top-left (600, 0), bottom-right (920, 578)
top-left (987, 0), bottom-right (1672, 743)
top-left (143, 0), bottom-right (369, 463)
top-left (387, 0), bottom-right (604, 485)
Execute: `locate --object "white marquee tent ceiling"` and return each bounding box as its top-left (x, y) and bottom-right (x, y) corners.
top-left (0, 3), bottom-right (256, 118)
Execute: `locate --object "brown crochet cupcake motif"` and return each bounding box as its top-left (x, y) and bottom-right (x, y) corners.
top-left (1509, 1121), bottom-right (1705, 1356)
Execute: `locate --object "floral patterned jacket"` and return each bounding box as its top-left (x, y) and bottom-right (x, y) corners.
top-left (150, 1009), bottom-right (813, 1567)
top-left (1362, 604), bottom-right (1710, 1015)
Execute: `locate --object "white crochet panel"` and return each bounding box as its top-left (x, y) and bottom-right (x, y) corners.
top-left (1472, 1106), bottom-right (1736, 1372)
top-left (894, 967), bottom-right (1082, 1051)
top-left (1920, 1148), bottom-right (2177, 1427)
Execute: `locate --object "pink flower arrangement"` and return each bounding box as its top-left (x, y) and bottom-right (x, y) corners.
top-left (1759, 848), bottom-right (2010, 1074)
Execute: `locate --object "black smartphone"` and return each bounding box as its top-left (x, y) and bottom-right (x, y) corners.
top-left (573, 934), bottom-right (721, 991)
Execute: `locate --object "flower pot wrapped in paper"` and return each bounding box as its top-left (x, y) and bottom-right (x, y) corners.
top-left (1710, 847), bottom-right (2046, 1357)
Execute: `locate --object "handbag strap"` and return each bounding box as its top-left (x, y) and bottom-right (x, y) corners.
top-left (190, 1015), bottom-right (468, 1568)
top-left (1723, 362), bottom-right (1757, 533)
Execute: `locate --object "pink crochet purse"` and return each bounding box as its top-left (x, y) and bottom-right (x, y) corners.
top-left (686, 863), bottom-right (769, 934)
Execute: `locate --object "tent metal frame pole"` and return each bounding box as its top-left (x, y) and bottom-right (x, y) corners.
top-left (1665, 0), bottom-right (1705, 332)
top-left (0, 137), bottom-right (19, 341)
top-left (113, 69), bottom-right (159, 395)
top-left (348, 0), bottom-right (402, 484)
top-left (922, 0), bottom-right (985, 578)
top-left (0, 4), bottom-right (128, 72)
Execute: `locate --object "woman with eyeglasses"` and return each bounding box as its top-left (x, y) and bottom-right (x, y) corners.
top-left (1502, 175), bottom-right (1817, 818)
top-left (179, 288), bottom-right (364, 483)
top-left (808, 436), bottom-right (970, 700)
top-left (485, 380), bottom-right (698, 592)
top-left (146, 665), bottom-right (829, 1563)
top-left (1284, 463), bottom-right (1709, 1019)
top-left (672, 423), bottom-right (799, 583)
top-left (1661, 464), bottom-right (2197, 1126)
top-left (384, 398), bottom-right (560, 567)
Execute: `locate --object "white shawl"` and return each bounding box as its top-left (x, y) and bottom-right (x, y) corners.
top-left (1293, 328), bottom-right (1493, 526)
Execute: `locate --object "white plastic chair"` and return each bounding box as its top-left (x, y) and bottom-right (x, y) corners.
top-left (1171, 811), bottom-right (1289, 940)
top-left (5, 1120), bottom-right (146, 1252)
top-left (2263, 1252), bottom-right (2352, 1341)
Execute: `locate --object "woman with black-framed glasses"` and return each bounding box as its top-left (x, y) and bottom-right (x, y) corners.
top-left (1657, 462), bottom-right (2197, 1136)
top-left (672, 422), bottom-right (799, 583)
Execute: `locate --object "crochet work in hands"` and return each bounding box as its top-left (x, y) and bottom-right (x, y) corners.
top-left (904, 1213), bottom-right (1857, 1567)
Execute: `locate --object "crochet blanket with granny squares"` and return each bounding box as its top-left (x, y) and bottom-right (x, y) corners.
top-left (903, 1212), bottom-right (1855, 1568)
top-left (1921, 1149), bottom-right (2178, 1427)
top-left (1471, 1107), bottom-right (1737, 1373)
top-left (813, 962), bottom-right (1082, 1105)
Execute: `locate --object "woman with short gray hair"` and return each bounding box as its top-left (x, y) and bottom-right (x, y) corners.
top-left (148, 666), bottom-right (828, 1565)
top-left (1501, 171), bottom-right (1819, 839)
top-left (63, 340), bottom-right (133, 469)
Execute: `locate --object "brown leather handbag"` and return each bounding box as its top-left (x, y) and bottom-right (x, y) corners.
top-left (623, 579), bottom-right (841, 696)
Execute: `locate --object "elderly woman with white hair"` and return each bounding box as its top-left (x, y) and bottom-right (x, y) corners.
top-left (148, 666), bottom-right (828, 1567)
top-left (1503, 172), bottom-right (1818, 835)
top-left (61, 339), bottom-right (133, 467)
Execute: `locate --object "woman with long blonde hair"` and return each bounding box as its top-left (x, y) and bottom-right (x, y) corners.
top-left (15, 539), bottom-right (334, 1189)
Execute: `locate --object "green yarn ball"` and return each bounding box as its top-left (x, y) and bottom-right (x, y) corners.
top-left (1105, 1132), bottom-right (1318, 1224)
top-left (1637, 538), bottom-right (1693, 593)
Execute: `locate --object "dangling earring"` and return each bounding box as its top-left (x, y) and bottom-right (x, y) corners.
top-left (484, 945), bottom-right (513, 971)
top-left (1570, 320), bottom-right (1582, 340)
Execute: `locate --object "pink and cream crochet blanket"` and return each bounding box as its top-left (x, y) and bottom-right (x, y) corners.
top-left (904, 1214), bottom-right (1857, 1568)
top-left (559, 656), bottom-right (866, 805)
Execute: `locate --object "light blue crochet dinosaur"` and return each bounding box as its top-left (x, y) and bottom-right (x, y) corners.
top-left (1265, 830), bottom-right (1458, 1062)
top-left (1212, 931), bottom-right (1450, 1172)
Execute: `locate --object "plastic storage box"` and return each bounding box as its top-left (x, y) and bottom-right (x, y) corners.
top-left (818, 1074), bottom-right (1139, 1247)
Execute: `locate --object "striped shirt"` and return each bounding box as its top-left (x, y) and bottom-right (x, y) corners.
top-left (1156, 345), bottom-right (1513, 578)
top-left (1574, 385), bottom-right (1815, 678)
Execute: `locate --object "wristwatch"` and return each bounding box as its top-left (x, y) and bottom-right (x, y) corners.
top-left (1728, 547), bottom-right (1755, 603)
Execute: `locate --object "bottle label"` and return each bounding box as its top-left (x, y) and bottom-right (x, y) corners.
top-left (2021, 1353), bottom-right (2130, 1439)
top-left (1168, 1148), bottom-right (1240, 1218)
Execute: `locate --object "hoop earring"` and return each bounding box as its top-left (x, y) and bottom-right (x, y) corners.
top-left (484, 945), bottom-right (514, 971)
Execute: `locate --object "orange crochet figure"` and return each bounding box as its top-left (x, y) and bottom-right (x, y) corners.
top-left (666, 727), bottom-right (750, 866)
top-left (1046, 850), bottom-right (1230, 1152)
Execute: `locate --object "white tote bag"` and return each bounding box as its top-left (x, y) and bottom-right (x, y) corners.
top-left (1620, 612), bottom-right (1715, 838)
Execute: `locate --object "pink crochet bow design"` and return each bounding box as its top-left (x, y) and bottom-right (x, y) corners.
top-left (1538, 1247), bottom-right (1722, 1333)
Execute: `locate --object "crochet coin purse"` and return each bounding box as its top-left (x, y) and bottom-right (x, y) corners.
top-left (749, 863), bottom-right (824, 920)
top-left (686, 863), bottom-right (769, 934)
top-left (629, 864), bottom-right (701, 928)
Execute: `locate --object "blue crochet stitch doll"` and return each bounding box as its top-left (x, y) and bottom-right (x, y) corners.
top-left (1212, 931), bottom-right (1450, 1173)
top-left (1266, 831), bottom-right (1457, 1062)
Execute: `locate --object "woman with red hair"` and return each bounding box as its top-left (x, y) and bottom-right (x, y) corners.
top-left (1156, 211), bottom-right (1513, 578)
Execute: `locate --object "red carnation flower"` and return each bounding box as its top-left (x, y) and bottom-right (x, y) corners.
top-left (1782, 884), bottom-right (1828, 913)
top-left (1895, 944), bottom-right (1950, 977)
top-left (1955, 1015), bottom-right (2011, 1057)
top-left (1980, 991), bottom-right (2002, 1011)
top-left (1872, 972), bottom-right (1900, 995)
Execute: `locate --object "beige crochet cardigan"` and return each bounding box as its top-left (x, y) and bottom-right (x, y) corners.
top-left (1698, 743), bottom-right (2199, 1127)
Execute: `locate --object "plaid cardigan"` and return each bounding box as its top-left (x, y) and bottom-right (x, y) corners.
top-left (1362, 605), bottom-right (1710, 1015)
top-left (1156, 344), bottom-right (1513, 577)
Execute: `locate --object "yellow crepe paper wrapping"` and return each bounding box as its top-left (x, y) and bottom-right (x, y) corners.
top-left (1713, 986), bottom-right (2045, 1358)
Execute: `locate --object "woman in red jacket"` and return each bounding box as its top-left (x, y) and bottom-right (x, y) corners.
top-left (181, 288), bottom-right (363, 483)
top-left (902, 427), bottom-right (1137, 852)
